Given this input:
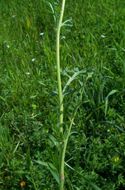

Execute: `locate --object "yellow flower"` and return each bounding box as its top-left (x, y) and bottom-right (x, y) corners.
top-left (20, 180), bottom-right (26, 188)
top-left (112, 155), bottom-right (120, 163)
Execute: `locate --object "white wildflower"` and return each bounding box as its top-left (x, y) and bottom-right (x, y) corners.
top-left (31, 58), bottom-right (36, 62)
top-left (40, 32), bottom-right (44, 36)
top-left (12, 15), bottom-right (16, 18)
top-left (101, 34), bottom-right (106, 38)
top-left (26, 72), bottom-right (30, 75)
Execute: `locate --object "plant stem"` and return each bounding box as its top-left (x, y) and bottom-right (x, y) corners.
top-left (59, 104), bottom-right (80, 190)
top-left (56, 0), bottom-right (66, 134)
top-left (56, 0), bottom-right (66, 189)
top-left (59, 118), bottom-right (74, 190)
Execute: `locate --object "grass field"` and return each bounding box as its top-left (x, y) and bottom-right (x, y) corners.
top-left (1, 0), bottom-right (125, 189)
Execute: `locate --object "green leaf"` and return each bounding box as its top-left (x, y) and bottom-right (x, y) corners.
top-left (90, 182), bottom-right (101, 190)
top-left (35, 160), bottom-right (60, 184)
top-left (63, 70), bottom-right (86, 94)
top-left (35, 160), bottom-right (48, 167)
top-left (48, 163), bottom-right (60, 184)
top-left (105, 89), bottom-right (118, 116)
top-left (49, 134), bottom-right (59, 148)
top-left (106, 89), bottom-right (118, 99)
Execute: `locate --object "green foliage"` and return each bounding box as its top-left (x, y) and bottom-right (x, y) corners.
top-left (0, 0), bottom-right (125, 189)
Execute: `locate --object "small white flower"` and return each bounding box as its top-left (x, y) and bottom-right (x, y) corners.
top-left (12, 15), bottom-right (16, 18)
top-left (40, 32), bottom-right (44, 36)
top-left (31, 58), bottom-right (35, 62)
top-left (26, 72), bottom-right (30, 75)
top-left (101, 34), bottom-right (106, 38)
top-left (61, 36), bottom-right (66, 39)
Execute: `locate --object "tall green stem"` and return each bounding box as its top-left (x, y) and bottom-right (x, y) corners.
top-left (56, 0), bottom-right (66, 189)
top-left (56, 0), bottom-right (66, 134)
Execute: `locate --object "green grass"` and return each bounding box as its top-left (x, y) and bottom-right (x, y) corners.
top-left (0, 0), bottom-right (125, 189)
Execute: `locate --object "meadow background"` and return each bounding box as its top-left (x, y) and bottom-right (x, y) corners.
top-left (0, 0), bottom-right (125, 189)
